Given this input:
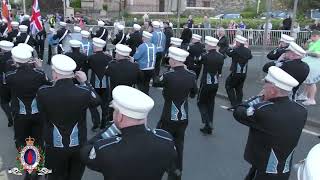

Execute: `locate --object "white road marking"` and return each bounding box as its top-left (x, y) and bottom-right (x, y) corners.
top-left (220, 105), bottom-right (229, 110)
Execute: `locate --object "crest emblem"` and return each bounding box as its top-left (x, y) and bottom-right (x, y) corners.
top-left (8, 136), bottom-right (51, 176)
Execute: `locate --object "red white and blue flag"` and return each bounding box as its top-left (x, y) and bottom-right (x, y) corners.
top-left (30, 0), bottom-right (43, 35)
top-left (1, 0), bottom-right (11, 32)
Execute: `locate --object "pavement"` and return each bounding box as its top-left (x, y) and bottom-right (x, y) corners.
top-left (0, 45), bottom-right (319, 180)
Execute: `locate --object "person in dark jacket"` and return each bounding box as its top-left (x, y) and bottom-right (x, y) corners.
top-left (266, 34), bottom-right (294, 61)
top-left (112, 24), bottom-right (126, 45)
top-left (91, 20), bottom-right (108, 51)
top-left (15, 25), bottom-right (37, 47)
top-left (64, 40), bottom-right (88, 72)
top-left (216, 28), bottom-right (229, 75)
top-left (6, 21), bottom-right (19, 42)
top-left (52, 22), bottom-right (70, 54)
top-left (37, 54), bottom-right (100, 180)
top-left (80, 85), bottom-right (177, 180)
top-left (21, 14), bottom-right (31, 34)
top-left (197, 36), bottom-right (224, 135)
top-left (180, 24), bottom-right (192, 50)
top-left (0, 40), bottom-right (15, 127)
top-left (233, 66), bottom-right (307, 180)
top-left (126, 24), bottom-right (143, 56)
top-left (185, 34), bottom-right (205, 79)
top-left (225, 35), bottom-right (253, 107)
top-left (35, 22), bottom-right (47, 60)
top-left (86, 38), bottom-right (112, 130)
top-left (263, 42), bottom-right (309, 100)
top-left (164, 22), bottom-right (173, 54)
top-left (157, 47), bottom-right (198, 180)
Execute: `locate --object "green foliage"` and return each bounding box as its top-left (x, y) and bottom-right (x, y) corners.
top-left (70, 0), bottom-right (81, 8)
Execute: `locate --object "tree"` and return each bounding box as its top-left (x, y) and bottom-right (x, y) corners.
top-left (278, 0), bottom-right (320, 13)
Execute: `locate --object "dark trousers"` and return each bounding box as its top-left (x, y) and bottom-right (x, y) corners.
top-left (154, 52), bottom-right (164, 79)
top-left (58, 44), bottom-right (63, 54)
top-left (189, 64), bottom-right (202, 79)
top-left (46, 147), bottom-right (85, 180)
top-left (0, 86), bottom-right (12, 123)
top-left (158, 120), bottom-right (188, 180)
top-left (245, 166), bottom-right (290, 180)
top-left (14, 114), bottom-right (43, 149)
top-left (89, 88), bottom-right (108, 128)
top-left (138, 70), bottom-right (154, 95)
top-left (36, 40), bottom-right (45, 60)
top-left (197, 84), bottom-right (218, 129)
top-left (225, 73), bottom-right (246, 106)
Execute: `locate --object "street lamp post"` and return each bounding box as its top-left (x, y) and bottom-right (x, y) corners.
top-left (291, 0), bottom-right (299, 33)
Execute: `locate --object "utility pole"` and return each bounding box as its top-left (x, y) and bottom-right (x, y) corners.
top-left (261, 0), bottom-right (272, 79)
top-left (23, 0), bottom-right (26, 14)
top-left (291, 0), bottom-right (299, 33)
top-left (177, 0), bottom-right (181, 29)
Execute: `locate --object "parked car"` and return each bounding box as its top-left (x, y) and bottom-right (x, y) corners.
top-left (210, 14), bottom-right (224, 20)
top-left (222, 13), bottom-right (242, 19)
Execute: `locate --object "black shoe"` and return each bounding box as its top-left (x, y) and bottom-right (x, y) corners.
top-left (8, 120), bottom-right (13, 127)
top-left (91, 124), bottom-right (99, 132)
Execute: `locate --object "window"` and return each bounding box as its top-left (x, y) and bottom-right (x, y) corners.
top-left (202, 1), bottom-right (210, 7)
top-left (187, 0), bottom-right (196, 7)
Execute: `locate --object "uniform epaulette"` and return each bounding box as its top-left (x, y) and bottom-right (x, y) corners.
top-left (162, 69), bottom-right (175, 75)
top-left (153, 129), bottom-right (173, 141)
top-left (75, 84), bottom-right (90, 91)
top-left (96, 136), bottom-right (122, 150)
top-left (5, 70), bottom-right (17, 77)
top-left (186, 69), bottom-right (197, 76)
top-left (38, 84), bottom-right (53, 90)
top-left (33, 68), bottom-right (45, 75)
top-left (255, 101), bottom-right (274, 110)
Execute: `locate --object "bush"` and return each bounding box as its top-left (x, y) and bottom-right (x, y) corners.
top-left (70, 0), bottom-right (81, 8)
top-left (241, 11), bottom-right (257, 19)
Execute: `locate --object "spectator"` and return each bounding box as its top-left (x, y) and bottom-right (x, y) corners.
top-left (282, 16), bottom-right (292, 30)
top-left (180, 23), bottom-right (192, 50)
top-left (263, 21), bottom-right (273, 30)
top-left (164, 21), bottom-right (173, 54)
top-left (187, 15), bottom-right (194, 28)
top-left (203, 16), bottom-right (211, 29)
top-left (238, 21), bottom-right (246, 30)
top-left (228, 20), bottom-right (237, 41)
top-left (310, 20), bottom-right (320, 31)
top-left (291, 22), bottom-right (300, 40)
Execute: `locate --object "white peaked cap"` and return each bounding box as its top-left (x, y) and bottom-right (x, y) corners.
top-left (111, 85), bottom-right (154, 119)
top-left (18, 43), bottom-right (34, 52)
top-left (133, 24), bottom-right (141, 31)
top-left (168, 47), bottom-right (189, 62)
top-left (23, 15), bottom-right (30, 19)
top-left (280, 34), bottom-right (295, 43)
top-left (98, 20), bottom-right (105, 27)
top-left (60, 22), bottom-right (67, 27)
top-left (19, 25), bottom-right (28, 32)
top-left (115, 44), bottom-right (132, 57)
top-left (11, 21), bottom-right (19, 27)
top-left (152, 21), bottom-right (160, 28)
top-left (170, 37), bottom-right (183, 46)
top-left (205, 36), bottom-right (219, 47)
top-left (69, 40), bottom-right (82, 48)
top-left (0, 40), bottom-right (14, 51)
top-left (117, 24), bottom-right (125, 30)
top-left (51, 54), bottom-right (76, 75)
top-left (11, 46), bottom-right (32, 63)
top-left (81, 30), bottom-right (90, 38)
top-left (192, 34), bottom-right (202, 41)
top-left (297, 143), bottom-right (320, 180)
top-left (235, 35), bottom-right (247, 44)
top-left (142, 31), bottom-right (152, 39)
top-left (286, 42), bottom-right (306, 56)
top-left (92, 38), bottom-right (106, 48)
top-left (265, 66), bottom-right (299, 91)
top-left (73, 26), bottom-right (81, 33)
